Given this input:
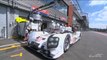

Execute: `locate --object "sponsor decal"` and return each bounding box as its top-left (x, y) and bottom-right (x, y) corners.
top-left (32, 5), bottom-right (49, 15)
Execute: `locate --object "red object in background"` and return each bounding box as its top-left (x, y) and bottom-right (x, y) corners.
top-left (32, 5), bottom-right (38, 10)
top-left (40, 10), bottom-right (49, 14)
top-left (32, 5), bottom-right (49, 14)
top-left (60, 17), bottom-right (66, 21)
top-left (68, 5), bottom-right (73, 27)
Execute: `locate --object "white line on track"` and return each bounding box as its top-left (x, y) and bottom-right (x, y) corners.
top-left (0, 43), bottom-right (21, 48)
top-left (93, 31), bottom-right (107, 36)
top-left (0, 48), bottom-right (24, 57)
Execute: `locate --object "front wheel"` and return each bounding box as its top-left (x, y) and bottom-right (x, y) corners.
top-left (64, 35), bottom-right (70, 52)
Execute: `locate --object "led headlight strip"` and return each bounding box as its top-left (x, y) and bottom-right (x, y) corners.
top-left (47, 35), bottom-right (59, 49)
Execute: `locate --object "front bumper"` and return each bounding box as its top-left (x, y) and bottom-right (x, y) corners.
top-left (37, 48), bottom-right (57, 59)
top-left (37, 47), bottom-right (63, 59)
top-left (28, 41), bottom-right (62, 59)
top-left (28, 41), bottom-right (40, 49)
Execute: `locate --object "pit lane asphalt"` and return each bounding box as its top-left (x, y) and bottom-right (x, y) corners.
top-left (0, 31), bottom-right (107, 60)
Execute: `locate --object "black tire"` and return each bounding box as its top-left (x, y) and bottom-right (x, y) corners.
top-left (64, 35), bottom-right (70, 52)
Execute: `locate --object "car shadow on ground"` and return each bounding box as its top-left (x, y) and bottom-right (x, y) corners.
top-left (23, 46), bottom-right (56, 60)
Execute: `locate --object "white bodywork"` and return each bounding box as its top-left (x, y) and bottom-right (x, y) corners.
top-left (28, 31), bottom-right (81, 59)
top-left (27, 17), bottom-right (81, 59)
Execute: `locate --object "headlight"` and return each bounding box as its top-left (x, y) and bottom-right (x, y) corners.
top-left (55, 38), bottom-right (59, 41)
top-left (47, 37), bottom-right (59, 49)
top-left (49, 38), bottom-right (54, 41)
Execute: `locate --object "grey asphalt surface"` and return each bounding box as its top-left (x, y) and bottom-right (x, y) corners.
top-left (0, 39), bottom-right (18, 46)
top-left (0, 31), bottom-right (107, 60)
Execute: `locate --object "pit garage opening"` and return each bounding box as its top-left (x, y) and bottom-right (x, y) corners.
top-left (41, 22), bottom-right (48, 31)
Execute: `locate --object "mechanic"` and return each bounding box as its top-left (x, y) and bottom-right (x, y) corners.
top-left (24, 13), bottom-right (42, 41)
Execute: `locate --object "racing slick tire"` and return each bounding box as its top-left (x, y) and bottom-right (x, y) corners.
top-left (63, 35), bottom-right (70, 52)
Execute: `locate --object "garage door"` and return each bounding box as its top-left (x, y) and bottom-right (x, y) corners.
top-left (0, 5), bottom-right (6, 38)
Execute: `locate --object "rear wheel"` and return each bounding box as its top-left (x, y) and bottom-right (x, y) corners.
top-left (64, 35), bottom-right (70, 52)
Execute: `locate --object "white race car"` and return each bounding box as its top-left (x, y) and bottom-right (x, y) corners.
top-left (26, 12), bottom-right (81, 59)
top-left (27, 30), bottom-right (81, 59)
